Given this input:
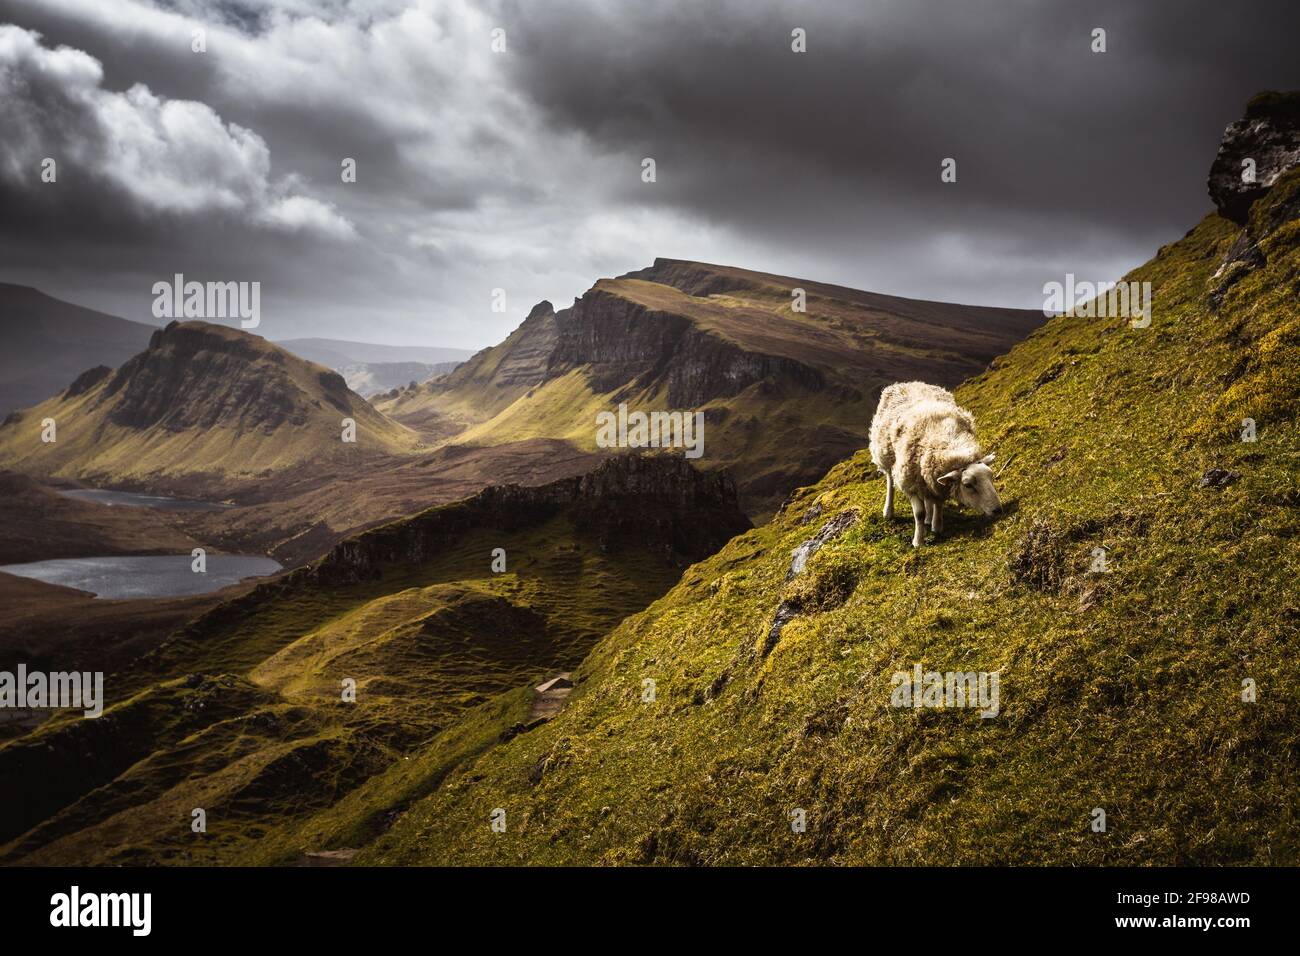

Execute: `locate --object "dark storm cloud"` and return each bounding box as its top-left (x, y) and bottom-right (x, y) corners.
top-left (1, 0), bottom-right (1298, 347)
top-left (497, 0), bottom-right (1300, 295)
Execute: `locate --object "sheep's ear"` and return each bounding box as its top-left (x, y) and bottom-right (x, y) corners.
top-left (938, 470), bottom-right (962, 485)
top-left (980, 453), bottom-right (995, 465)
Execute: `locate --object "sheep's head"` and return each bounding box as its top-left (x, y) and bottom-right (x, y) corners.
top-left (939, 453), bottom-right (1001, 515)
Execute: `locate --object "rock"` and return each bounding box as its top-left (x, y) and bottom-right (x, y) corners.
top-left (757, 508), bottom-right (862, 658)
top-left (1208, 91), bottom-right (1300, 225)
top-left (1198, 468), bottom-right (1241, 490)
top-left (761, 600), bottom-right (801, 657)
top-left (309, 454), bottom-right (751, 587)
top-left (300, 848), bottom-right (359, 867)
top-left (799, 502), bottom-right (823, 525)
top-left (63, 365), bottom-right (112, 398)
top-left (786, 508), bottom-right (860, 580)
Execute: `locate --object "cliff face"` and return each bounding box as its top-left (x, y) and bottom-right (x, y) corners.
top-left (1207, 91), bottom-right (1300, 308)
top-left (104, 322), bottom-right (313, 431)
top-left (276, 453), bottom-right (749, 589)
top-left (546, 286), bottom-right (825, 406)
top-left (438, 300), bottom-right (559, 394)
top-left (99, 320), bottom-right (365, 432)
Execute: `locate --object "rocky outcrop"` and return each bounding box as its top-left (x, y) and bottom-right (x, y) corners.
top-left (548, 286), bottom-right (824, 407)
top-left (63, 365), bottom-right (112, 398)
top-left (311, 453), bottom-right (749, 584)
top-left (103, 321), bottom-right (309, 431)
top-left (1207, 92), bottom-right (1300, 305)
top-left (436, 301), bottom-right (557, 394)
top-left (785, 508), bottom-right (861, 580)
top-left (1208, 91), bottom-right (1300, 224)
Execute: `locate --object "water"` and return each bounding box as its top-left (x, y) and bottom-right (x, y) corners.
top-left (0, 554), bottom-right (282, 599)
top-left (57, 489), bottom-right (232, 512)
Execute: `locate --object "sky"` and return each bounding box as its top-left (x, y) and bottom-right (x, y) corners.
top-left (1, 0), bottom-right (1299, 349)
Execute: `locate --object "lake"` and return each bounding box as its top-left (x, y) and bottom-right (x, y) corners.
top-left (57, 489), bottom-right (233, 512)
top-left (0, 554), bottom-right (282, 599)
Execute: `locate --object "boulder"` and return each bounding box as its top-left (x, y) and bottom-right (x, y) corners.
top-left (1208, 91), bottom-right (1300, 224)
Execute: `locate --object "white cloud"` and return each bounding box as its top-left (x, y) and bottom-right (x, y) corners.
top-left (0, 23), bottom-right (354, 238)
top-left (257, 194), bottom-right (356, 238)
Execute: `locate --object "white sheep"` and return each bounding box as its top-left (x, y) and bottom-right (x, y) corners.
top-left (868, 381), bottom-right (1001, 547)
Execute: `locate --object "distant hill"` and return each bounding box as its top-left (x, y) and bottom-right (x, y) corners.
top-left (0, 283), bottom-right (157, 416)
top-left (0, 320), bottom-right (422, 494)
top-left (379, 261), bottom-right (1046, 516)
top-left (276, 337), bottom-right (474, 368)
top-left (339, 360), bottom-right (463, 398)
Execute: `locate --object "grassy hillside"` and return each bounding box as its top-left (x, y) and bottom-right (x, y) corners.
top-left (0, 456), bottom-right (749, 864)
top-left (351, 183), bottom-right (1300, 865)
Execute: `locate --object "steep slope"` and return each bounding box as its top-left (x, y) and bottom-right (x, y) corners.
top-left (379, 264), bottom-right (1045, 516)
top-left (348, 108), bottom-right (1300, 866)
top-left (0, 283), bottom-right (156, 415)
top-left (0, 455), bottom-right (749, 864)
top-left (0, 320), bottom-right (422, 495)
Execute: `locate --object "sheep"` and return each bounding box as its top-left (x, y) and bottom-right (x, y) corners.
top-left (868, 381), bottom-right (1001, 547)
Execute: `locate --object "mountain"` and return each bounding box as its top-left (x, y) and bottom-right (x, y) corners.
top-left (0, 283), bottom-right (157, 416)
top-left (276, 337), bottom-right (474, 368)
top-left (275, 337), bottom-right (472, 400)
top-left (378, 262), bottom-right (1046, 516)
top-left (0, 320), bottom-right (422, 495)
top-left (319, 95), bottom-right (1299, 866)
top-left (339, 360), bottom-right (463, 398)
top-left (0, 455), bottom-right (749, 863)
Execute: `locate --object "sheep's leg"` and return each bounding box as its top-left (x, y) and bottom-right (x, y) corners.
top-left (924, 499), bottom-right (934, 529)
top-left (932, 501), bottom-right (943, 535)
top-left (882, 471), bottom-right (894, 519)
top-left (910, 495), bottom-right (925, 548)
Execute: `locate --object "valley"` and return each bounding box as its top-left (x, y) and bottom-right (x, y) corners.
top-left (0, 455), bottom-right (749, 864)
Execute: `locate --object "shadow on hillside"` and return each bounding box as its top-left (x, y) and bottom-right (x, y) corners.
top-left (944, 498), bottom-right (1019, 541)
